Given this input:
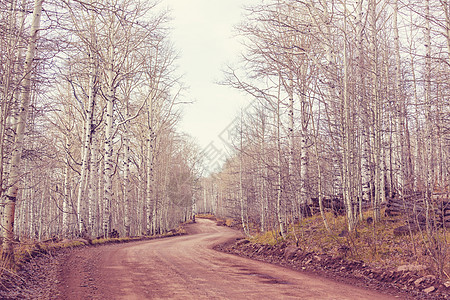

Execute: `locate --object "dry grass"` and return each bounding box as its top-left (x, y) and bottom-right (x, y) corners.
top-left (1, 224), bottom-right (188, 272)
top-left (195, 213), bottom-right (216, 220)
top-left (250, 209), bottom-right (450, 279)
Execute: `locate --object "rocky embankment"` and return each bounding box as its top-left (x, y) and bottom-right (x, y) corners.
top-left (215, 238), bottom-right (450, 300)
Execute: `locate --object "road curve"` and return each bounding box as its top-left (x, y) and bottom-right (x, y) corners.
top-left (59, 219), bottom-right (397, 299)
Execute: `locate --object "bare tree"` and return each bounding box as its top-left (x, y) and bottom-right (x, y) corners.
top-left (1, 0), bottom-right (43, 263)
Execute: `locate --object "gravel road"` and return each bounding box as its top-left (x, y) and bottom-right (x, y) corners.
top-left (56, 218), bottom-right (398, 299)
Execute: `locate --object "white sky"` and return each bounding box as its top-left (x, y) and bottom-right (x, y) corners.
top-left (163, 0), bottom-right (254, 157)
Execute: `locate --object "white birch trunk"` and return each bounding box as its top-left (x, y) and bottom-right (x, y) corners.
top-left (259, 114), bottom-right (266, 232)
top-left (369, 0), bottom-right (382, 222)
top-left (146, 128), bottom-right (155, 235)
top-left (355, 0), bottom-right (371, 206)
top-left (299, 65), bottom-right (308, 208)
top-left (76, 53), bottom-right (96, 236)
top-left (424, 0), bottom-right (433, 231)
top-left (88, 133), bottom-right (98, 234)
top-left (276, 77), bottom-right (285, 237)
top-left (239, 111), bottom-right (249, 236)
top-left (393, 0), bottom-right (406, 194)
top-left (62, 138), bottom-right (71, 237)
top-left (0, 0), bottom-right (26, 201)
top-left (342, 0), bottom-right (355, 230)
top-left (123, 132), bottom-right (131, 236)
top-left (311, 103), bottom-right (330, 232)
top-left (1, 0), bottom-right (43, 261)
top-left (103, 41), bottom-right (115, 238)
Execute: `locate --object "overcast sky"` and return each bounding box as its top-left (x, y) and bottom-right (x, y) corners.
top-left (163, 0), bottom-right (255, 162)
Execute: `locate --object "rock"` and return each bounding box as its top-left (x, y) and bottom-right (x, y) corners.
top-left (425, 275), bottom-right (436, 281)
top-left (414, 277), bottom-right (426, 286)
top-left (284, 245), bottom-right (298, 260)
top-left (414, 275), bottom-right (436, 287)
top-left (236, 239), bottom-right (250, 246)
top-left (397, 264), bottom-right (427, 272)
top-left (443, 281), bottom-right (450, 288)
top-left (423, 286), bottom-right (435, 294)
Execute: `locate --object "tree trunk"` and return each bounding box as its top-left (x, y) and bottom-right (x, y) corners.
top-left (1, 0), bottom-right (43, 263)
top-left (76, 51), bottom-right (96, 237)
top-left (103, 41), bottom-right (115, 238)
top-left (123, 132), bottom-right (131, 236)
top-left (276, 76), bottom-right (285, 237)
top-left (369, 0), bottom-right (382, 222)
top-left (88, 133), bottom-right (98, 235)
top-left (311, 99), bottom-right (330, 232)
top-left (342, 0), bottom-right (355, 230)
top-left (299, 65), bottom-right (308, 209)
top-left (62, 135), bottom-right (71, 237)
top-left (239, 110), bottom-right (249, 236)
top-left (146, 123), bottom-right (155, 235)
top-left (424, 0), bottom-right (433, 233)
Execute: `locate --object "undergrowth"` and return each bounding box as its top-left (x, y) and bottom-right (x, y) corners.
top-left (249, 209), bottom-right (449, 279)
top-left (0, 224), bottom-right (188, 273)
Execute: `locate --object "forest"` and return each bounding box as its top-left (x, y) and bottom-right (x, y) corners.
top-left (0, 0), bottom-right (204, 266)
top-left (0, 0), bottom-right (449, 281)
top-left (198, 0), bottom-right (449, 277)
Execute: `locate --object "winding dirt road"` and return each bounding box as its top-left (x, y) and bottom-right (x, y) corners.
top-left (58, 219), bottom-right (398, 299)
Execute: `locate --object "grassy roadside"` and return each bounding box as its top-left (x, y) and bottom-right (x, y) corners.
top-left (1, 223), bottom-right (189, 273)
top-left (248, 210), bottom-right (449, 277)
top-left (213, 210), bottom-right (449, 299)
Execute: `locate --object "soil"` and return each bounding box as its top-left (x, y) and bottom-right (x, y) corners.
top-left (214, 232), bottom-right (450, 300)
top-left (0, 218), bottom-right (447, 299)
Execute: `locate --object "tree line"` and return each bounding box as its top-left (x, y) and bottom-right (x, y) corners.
top-left (199, 0), bottom-right (449, 236)
top-left (0, 0), bottom-right (201, 263)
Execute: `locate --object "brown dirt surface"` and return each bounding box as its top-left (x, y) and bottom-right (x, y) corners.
top-left (0, 219), bottom-right (430, 299)
top-left (215, 233), bottom-right (450, 300)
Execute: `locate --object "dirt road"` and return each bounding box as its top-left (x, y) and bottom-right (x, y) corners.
top-left (58, 219), bottom-right (398, 299)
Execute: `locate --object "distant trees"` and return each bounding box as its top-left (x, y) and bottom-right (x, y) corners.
top-left (205, 0), bottom-right (449, 234)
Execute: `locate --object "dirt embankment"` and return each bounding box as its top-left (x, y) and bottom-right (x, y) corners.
top-left (215, 237), bottom-right (449, 300)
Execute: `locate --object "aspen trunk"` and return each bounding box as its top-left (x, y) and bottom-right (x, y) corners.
top-left (299, 66), bottom-right (308, 209)
top-left (311, 100), bottom-right (330, 232)
top-left (259, 114), bottom-right (266, 232)
top-left (276, 77), bottom-right (285, 237)
top-left (393, 0), bottom-right (403, 193)
top-left (424, 0), bottom-right (433, 232)
top-left (88, 133), bottom-right (98, 234)
top-left (146, 128), bottom-right (155, 235)
top-left (76, 52), bottom-right (96, 236)
top-left (103, 41), bottom-right (115, 238)
top-left (0, 0), bottom-right (25, 198)
top-left (123, 131), bottom-right (131, 236)
top-left (356, 0), bottom-right (371, 208)
top-left (368, 0), bottom-right (382, 222)
top-left (239, 111), bottom-right (249, 236)
top-left (62, 136), bottom-right (71, 237)
top-left (1, 0), bottom-right (43, 262)
top-left (342, 0), bottom-right (355, 230)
